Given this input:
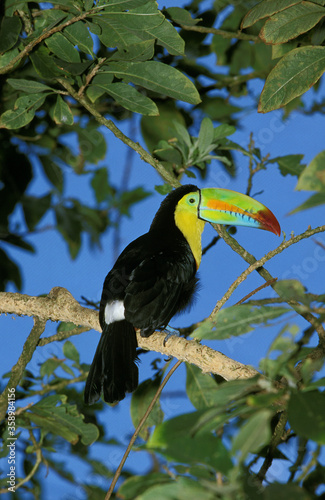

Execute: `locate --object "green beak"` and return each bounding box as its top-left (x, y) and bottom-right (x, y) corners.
top-left (199, 188), bottom-right (281, 236)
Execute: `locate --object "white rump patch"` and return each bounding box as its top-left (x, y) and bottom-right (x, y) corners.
top-left (104, 300), bottom-right (125, 325)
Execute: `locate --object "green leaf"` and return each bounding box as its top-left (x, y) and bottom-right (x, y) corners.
top-left (0, 248), bottom-right (22, 290)
top-left (260, 2), bottom-right (325, 45)
top-left (94, 3), bottom-right (163, 48)
top-left (52, 95), bottom-right (74, 125)
top-left (0, 47), bottom-right (20, 70)
top-left (273, 279), bottom-right (310, 306)
top-left (198, 117), bottom-right (215, 154)
top-left (25, 394), bottom-right (99, 445)
top-left (118, 473), bottom-right (171, 500)
top-left (296, 150), bottom-right (325, 192)
top-left (263, 483), bottom-right (313, 500)
top-left (77, 126), bottom-right (107, 164)
top-left (101, 61), bottom-right (201, 104)
top-left (21, 194), bottom-right (52, 231)
top-left (40, 358), bottom-right (62, 378)
top-left (241, 0), bottom-right (301, 29)
top-left (112, 39), bottom-right (155, 62)
top-left (30, 45), bottom-right (65, 79)
top-left (119, 187), bottom-right (151, 215)
top-left (270, 154), bottom-right (305, 177)
top-left (232, 409), bottom-right (272, 462)
top-left (213, 123), bottom-right (236, 140)
top-left (57, 321), bottom-right (78, 332)
top-left (146, 18), bottom-right (185, 56)
top-left (40, 157), bottom-right (64, 193)
top-left (55, 205), bottom-right (82, 259)
top-left (154, 141), bottom-right (183, 164)
top-left (91, 167), bottom-right (112, 203)
top-left (259, 46), bottom-right (325, 113)
top-left (63, 21), bottom-right (94, 56)
top-left (131, 477), bottom-right (216, 500)
top-left (7, 78), bottom-right (54, 93)
top-left (191, 305), bottom-right (290, 340)
top-left (89, 77), bottom-right (158, 115)
top-left (0, 93), bottom-right (48, 129)
top-left (131, 377), bottom-right (164, 439)
top-left (53, 57), bottom-right (93, 75)
top-left (288, 391), bottom-right (325, 444)
top-left (141, 102), bottom-right (187, 152)
top-left (147, 412), bottom-right (232, 473)
top-left (289, 192), bottom-right (325, 214)
top-left (186, 364), bottom-right (218, 410)
top-left (63, 340), bottom-right (80, 364)
top-left (0, 16), bottom-right (22, 52)
top-left (45, 32), bottom-right (81, 62)
top-left (166, 7), bottom-right (201, 26)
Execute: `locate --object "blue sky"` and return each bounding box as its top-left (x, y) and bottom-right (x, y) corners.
top-left (2, 2), bottom-right (325, 498)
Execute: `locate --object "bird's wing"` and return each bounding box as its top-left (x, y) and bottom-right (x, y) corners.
top-left (123, 249), bottom-right (196, 335)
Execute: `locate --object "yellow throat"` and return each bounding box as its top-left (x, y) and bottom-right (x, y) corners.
top-left (174, 204), bottom-right (205, 268)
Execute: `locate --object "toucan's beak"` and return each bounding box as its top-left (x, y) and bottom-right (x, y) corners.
top-left (199, 188), bottom-right (281, 236)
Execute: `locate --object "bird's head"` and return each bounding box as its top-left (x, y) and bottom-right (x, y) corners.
top-left (176, 187), bottom-right (281, 236)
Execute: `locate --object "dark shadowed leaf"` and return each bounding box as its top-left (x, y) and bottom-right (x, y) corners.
top-left (0, 16), bottom-right (22, 52)
top-left (288, 391), bottom-right (325, 444)
top-left (147, 411), bottom-right (232, 473)
top-left (131, 376), bottom-right (164, 439)
top-left (23, 394), bottom-right (99, 445)
top-left (22, 194), bottom-right (52, 231)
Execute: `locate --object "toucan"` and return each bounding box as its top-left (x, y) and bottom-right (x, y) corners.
top-left (84, 184), bottom-right (280, 405)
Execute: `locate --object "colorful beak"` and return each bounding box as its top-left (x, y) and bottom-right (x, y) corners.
top-left (199, 188), bottom-right (281, 236)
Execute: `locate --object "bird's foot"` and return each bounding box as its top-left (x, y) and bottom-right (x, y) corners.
top-left (161, 325), bottom-right (180, 347)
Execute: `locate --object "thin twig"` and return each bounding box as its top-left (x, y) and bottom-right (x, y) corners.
top-left (211, 225), bottom-right (325, 345)
top-left (105, 360), bottom-right (182, 499)
top-left (235, 278), bottom-right (278, 305)
top-left (37, 325), bottom-right (89, 346)
top-left (179, 24), bottom-right (259, 42)
top-left (202, 236), bottom-right (220, 256)
top-left (256, 410), bottom-right (288, 483)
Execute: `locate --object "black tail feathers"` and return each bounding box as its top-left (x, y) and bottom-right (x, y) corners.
top-left (84, 320), bottom-right (138, 405)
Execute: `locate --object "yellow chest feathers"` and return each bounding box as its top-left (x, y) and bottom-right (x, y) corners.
top-left (174, 207), bottom-right (205, 268)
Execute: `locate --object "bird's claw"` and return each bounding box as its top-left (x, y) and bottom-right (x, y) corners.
top-left (162, 325), bottom-right (180, 347)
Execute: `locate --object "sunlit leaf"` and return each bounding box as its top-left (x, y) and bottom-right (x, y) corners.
top-left (259, 46), bottom-right (325, 112)
top-left (260, 3), bottom-right (325, 45)
top-left (296, 150), bottom-right (325, 192)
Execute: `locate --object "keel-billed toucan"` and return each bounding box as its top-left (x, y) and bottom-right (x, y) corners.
top-left (84, 184), bottom-right (280, 405)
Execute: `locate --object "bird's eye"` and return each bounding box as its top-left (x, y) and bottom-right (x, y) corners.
top-left (189, 197), bottom-right (196, 204)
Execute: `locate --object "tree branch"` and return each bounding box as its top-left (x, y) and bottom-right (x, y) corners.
top-left (211, 225), bottom-right (325, 344)
top-left (56, 78), bottom-right (180, 188)
top-left (0, 316), bottom-right (46, 421)
top-left (0, 287), bottom-right (259, 411)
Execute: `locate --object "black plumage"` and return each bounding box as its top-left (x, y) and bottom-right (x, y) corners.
top-left (84, 185), bottom-right (200, 405)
